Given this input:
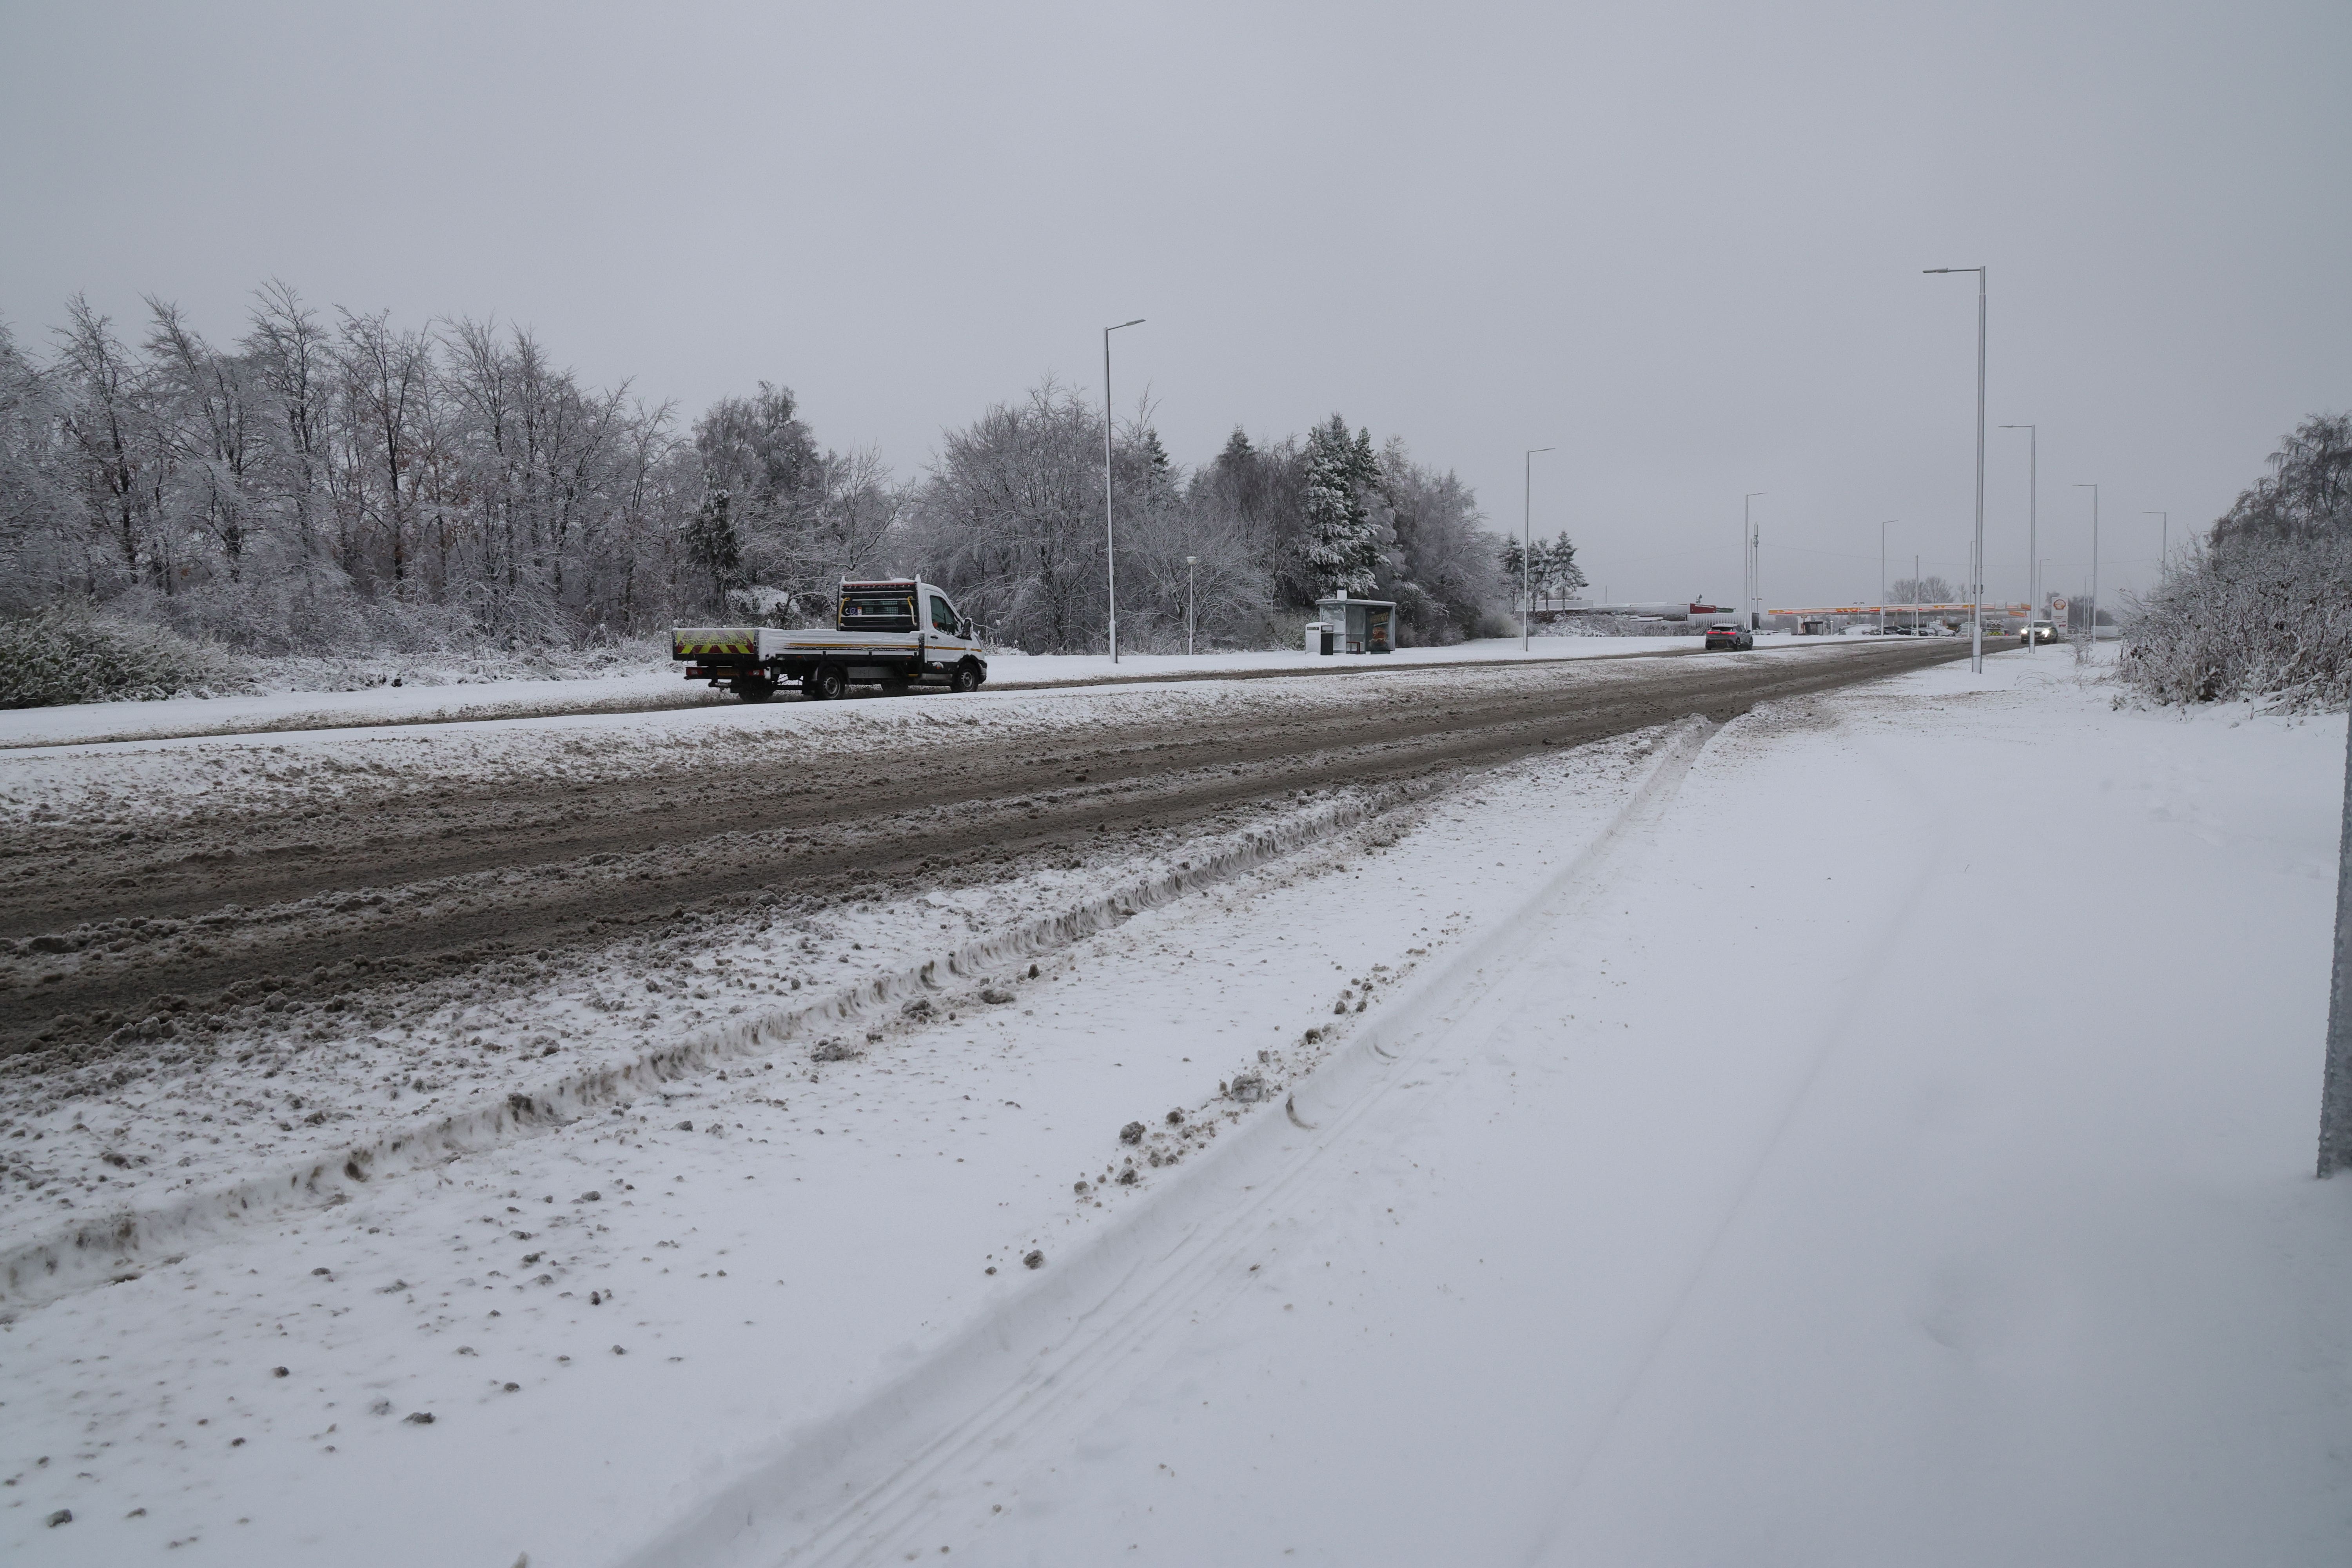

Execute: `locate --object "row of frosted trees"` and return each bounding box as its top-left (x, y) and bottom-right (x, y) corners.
top-left (0, 286), bottom-right (1512, 657)
top-left (906, 390), bottom-right (1509, 652)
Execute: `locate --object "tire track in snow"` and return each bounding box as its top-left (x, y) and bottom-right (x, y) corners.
top-left (607, 718), bottom-right (1721, 1568)
top-left (0, 771), bottom-right (1451, 1312)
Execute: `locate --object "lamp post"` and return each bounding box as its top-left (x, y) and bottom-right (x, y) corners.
top-left (2146, 510), bottom-right (2168, 571)
top-left (1880, 520), bottom-right (1895, 637)
top-left (1184, 555), bottom-right (1198, 657)
top-left (1744, 492), bottom-right (1765, 630)
top-left (2000, 424), bottom-right (2036, 653)
top-left (1523, 447), bottom-right (1555, 652)
top-left (1926, 267), bottom-right (1987, 671)
top-left (1102, 317), bottom-right (1145, 662)
top-left (2089, 486), bottom-right (2102, 645)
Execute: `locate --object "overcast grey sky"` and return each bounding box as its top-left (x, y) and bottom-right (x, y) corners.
top-left (4, 0), bottom-right (2345, 608)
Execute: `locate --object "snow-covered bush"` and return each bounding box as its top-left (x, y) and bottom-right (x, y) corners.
top-left (0, 602), bottom-right (244, 708)
top-left (2119, 414), bottom-right (2352, 711)
top-left (114, 572), bottom-right (483, 658)
top-left (2121, 536), bottom-right (2352, 709)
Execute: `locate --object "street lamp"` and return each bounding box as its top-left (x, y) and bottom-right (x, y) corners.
top-left (1523, 447), bottom-right (1555, 652)
top-left (1926, 267), bottom-right (1988, 671)
top-left (2000, 424), bottom-right (2037, 654)
top-left (1102, 317), bottom-right (1145, 662)
top-left (2085, 485), bottom-right (2102, 646)
top-left (1184, 555), bottom-right (1198, 657)
top-left (2145, 510), bottom-right (2169, 571)
top-left (1880, 519), bottom-right (1895, 637)
top-left (1744, 492), bottom-right (1765, 630)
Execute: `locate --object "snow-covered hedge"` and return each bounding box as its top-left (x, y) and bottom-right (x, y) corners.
top-left (2120, 535), bottom-right (2352, 711)
top-left (2119, 414), bottom-right (2352, 712)
top-left (0, 603), bottom-right (244, 708)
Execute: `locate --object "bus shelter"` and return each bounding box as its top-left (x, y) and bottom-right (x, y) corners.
top-left (1312, 595), bottom-right (1396, 655)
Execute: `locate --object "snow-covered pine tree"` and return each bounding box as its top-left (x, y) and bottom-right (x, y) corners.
top-left (1543, 533), bottom-right (1586, 601)
top-left (685, 486), bottom-right (746, 609)
top-left (1303, 414), bottom-right (1382, 595)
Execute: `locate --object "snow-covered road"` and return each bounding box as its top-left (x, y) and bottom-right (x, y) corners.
top-left (0, 632), bottom-right (1742, 751)
top-left (7, 651), bottom-right (2348, 1564)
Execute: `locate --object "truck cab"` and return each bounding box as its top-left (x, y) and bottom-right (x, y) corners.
top-left (672, 579), bottom-right (988, 701)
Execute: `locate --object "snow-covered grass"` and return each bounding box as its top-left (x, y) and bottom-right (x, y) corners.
top-left (9, 645), bottom-right (2341, 1564)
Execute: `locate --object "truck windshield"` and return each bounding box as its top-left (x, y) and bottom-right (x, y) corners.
top-left (840, 593), bottom-right (916, 632)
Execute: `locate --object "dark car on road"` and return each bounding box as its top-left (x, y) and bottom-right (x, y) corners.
top-left (1704, 622), bottom-right (1753, 651)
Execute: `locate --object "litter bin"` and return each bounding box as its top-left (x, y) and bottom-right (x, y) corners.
top-left (1305, 622), bottom-right (1336, 655)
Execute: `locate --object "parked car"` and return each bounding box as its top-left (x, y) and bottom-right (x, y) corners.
top-left (1704, 622), bottom-right (1753, 651)
top-left (2019, 620), bottom-right (2058, 646)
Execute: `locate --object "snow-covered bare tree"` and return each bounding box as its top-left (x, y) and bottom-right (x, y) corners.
top-left (906, 379), bottom-right (1107, 653)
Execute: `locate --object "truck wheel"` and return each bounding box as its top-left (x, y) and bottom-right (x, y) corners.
top-left (810, 664), bottom-right (848, 701)
top-left (733, 673), bottom-right (777, 704)
top-left (951, 661), bottom-right (984, 693)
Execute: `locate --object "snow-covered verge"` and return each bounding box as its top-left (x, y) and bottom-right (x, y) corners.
top-left (0, 631), bottom-right (1808, 750)
top-left (11, 646), bottom-right (2342, 1565)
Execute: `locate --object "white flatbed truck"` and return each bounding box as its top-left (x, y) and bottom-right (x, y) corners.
top-left (672, 579), bottom-right (989, 702)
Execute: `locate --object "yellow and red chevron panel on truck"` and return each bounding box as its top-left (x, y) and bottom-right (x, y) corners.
top-left (672, 628), bottom-right (758, 660)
